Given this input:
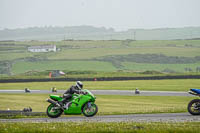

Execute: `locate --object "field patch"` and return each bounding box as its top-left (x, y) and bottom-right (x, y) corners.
top-left (12, 60), bottom-right (116, 74)
top-left (96, 54), bottom-right (200, 64)
top-left (122, 62), bottom-right (200, 72)
top-left (50, 47), bottom-right (200, 60)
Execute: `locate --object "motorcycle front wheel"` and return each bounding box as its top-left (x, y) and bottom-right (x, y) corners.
top-left (46, 104), bottom-right (63, 118)
top-left (188, 99), bottom-right (200, 115)
top-left (82, 102), bottom-right (98, 117)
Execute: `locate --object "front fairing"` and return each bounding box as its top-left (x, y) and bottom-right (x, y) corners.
top-left (83, 89), bottom-right (96, 102)
top-left (50, 95), bottom-right (63, 101)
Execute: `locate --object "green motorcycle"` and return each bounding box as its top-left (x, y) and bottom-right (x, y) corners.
top-left (46, 89), bottom-right (98, 118)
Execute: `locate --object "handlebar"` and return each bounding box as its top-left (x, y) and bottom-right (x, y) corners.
top-left (80, 91), bottom-right (88, 95)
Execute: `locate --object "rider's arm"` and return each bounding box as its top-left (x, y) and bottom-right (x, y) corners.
top-left (63, 86), bottom-right (72, 97)
top-left (64, 89), bottom-right (69, 94)
top-left (72, 88), bottom-right (82, 94)
top-left (71, 87), bottom-right (86, 94)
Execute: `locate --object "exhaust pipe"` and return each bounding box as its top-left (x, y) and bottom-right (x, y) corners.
top-left (46, 99), bottom-right (61, 107)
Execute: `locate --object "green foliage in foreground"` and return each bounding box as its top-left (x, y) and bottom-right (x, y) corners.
top-left (0, 79), bottom-right (200, 91)
top-left (0, 122), bottom-right (200, 133)
top-left (0, 94), bottom-right (194, 114)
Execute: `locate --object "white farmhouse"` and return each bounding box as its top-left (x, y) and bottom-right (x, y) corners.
top-left (28, 45), bottom-right (56, 52)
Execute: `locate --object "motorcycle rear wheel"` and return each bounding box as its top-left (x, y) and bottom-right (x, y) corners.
top-left (82, 102), bottom-right (98, 117)
top-left (46, 104), bottom-right (63, 118)
top-left (188, 99), bottom-right (200, 115)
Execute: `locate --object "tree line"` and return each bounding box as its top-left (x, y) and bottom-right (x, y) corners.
top-left (96, 54), bottom-right (200, 64)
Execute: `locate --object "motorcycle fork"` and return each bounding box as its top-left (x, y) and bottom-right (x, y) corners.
top-left (87, 102), bottom-right (92, 108)
top-left (194, 103), bottom-right (200, 109)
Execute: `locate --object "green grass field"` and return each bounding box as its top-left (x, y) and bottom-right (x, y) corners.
top-left (47, 47), bottom-right (200, 60)
top-left (2, 41), bottom-right (200, 63)
top-left (0, 122), bottom-right (200, 133)
top-left (0, 79), bottom-right (199, 91)
top-left (11, 60), bottom-right (200, 74)
top-left (1, 40), bottom-right (200, 75)
top-left (122, 62), bottom-right (200, 72)
top-left (0, 94), bottom-right (193, 114)
top-left (12, 61), bottom-right (117, 74)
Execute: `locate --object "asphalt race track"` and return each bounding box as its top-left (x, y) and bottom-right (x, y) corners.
top-left (0, 90), bottom-right (193, 96)
top-left (0, 113), bottom-right (199, 122)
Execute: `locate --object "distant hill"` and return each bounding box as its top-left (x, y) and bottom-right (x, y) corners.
top-left (0, 26), bottom-right (200, 41)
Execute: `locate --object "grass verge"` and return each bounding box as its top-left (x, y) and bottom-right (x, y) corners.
top-left (0, 122), bottom-right (200, 133)
top-left (0, 79), bottom-right (200, 91)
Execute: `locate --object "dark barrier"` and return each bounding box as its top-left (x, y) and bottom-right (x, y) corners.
top-left (0, 75), bottom-right (200, 83)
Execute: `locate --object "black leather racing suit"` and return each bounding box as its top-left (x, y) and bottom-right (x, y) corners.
top-left (61, 85), bottom-right (83, 104)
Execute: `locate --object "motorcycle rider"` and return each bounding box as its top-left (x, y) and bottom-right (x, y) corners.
top-left (59, 81), bottom-right (86, 109)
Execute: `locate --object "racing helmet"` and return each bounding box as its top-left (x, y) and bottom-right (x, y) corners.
top-left (76, 81), bottom-right (83, 90)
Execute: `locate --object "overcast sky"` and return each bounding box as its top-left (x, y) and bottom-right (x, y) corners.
top-left (0, 0), bottom-right (200, 31)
